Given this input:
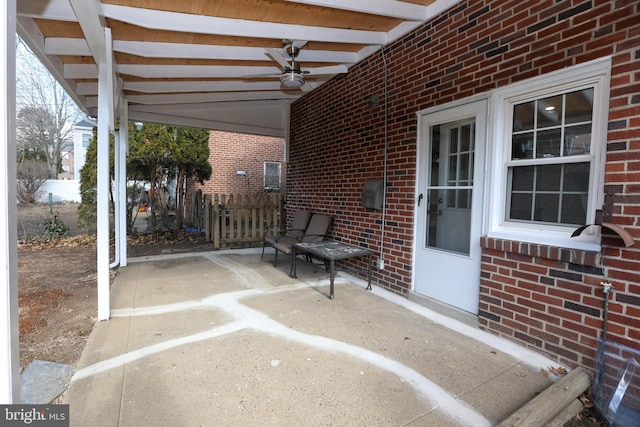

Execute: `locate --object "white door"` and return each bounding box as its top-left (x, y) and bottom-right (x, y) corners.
top-left (414, 100), bottom-right (487, 314)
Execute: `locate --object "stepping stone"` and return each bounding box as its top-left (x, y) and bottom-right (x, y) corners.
top-left (20, 360), bottom-right (75, 404)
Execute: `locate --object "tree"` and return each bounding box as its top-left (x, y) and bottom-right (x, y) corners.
top-left (16, 38), bottom-right (80, 178)
top-left (174, 127), bottom-right (211, 231)
top-left (77, 128), bottom-right (99, 232)
top-left (127, 123), bottom-right (178, 231)
top-left (79, 122), bottom-right (211, 235)
top-left (16, 159), bottom-right (49, 203)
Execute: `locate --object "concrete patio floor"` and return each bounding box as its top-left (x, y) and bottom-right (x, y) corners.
top-left (63, 248), bottom-right (566, 426)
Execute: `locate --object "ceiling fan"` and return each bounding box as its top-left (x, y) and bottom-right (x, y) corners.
top-left (253, 40), bottom-right (348, 92)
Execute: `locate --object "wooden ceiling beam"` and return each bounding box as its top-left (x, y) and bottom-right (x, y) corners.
top-left (68, 0), bottom-right (107, 63)
top-left (284, 0), bottom-right (431, 21)
top-left (124, 80), bottom-right (300, 93)
top-left (44, 37), bottom-right (360, 65)
top-left (122, 91), bottom-right (299, 106)
top-left (126, 110), bottom-right (285, 138)
top-left (17, 0), bottom-right (76, 21)
top-left (102, 4), bottom-right (387, 45)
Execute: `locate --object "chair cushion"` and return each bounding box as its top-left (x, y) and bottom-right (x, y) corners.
top-left (289, 210), bottom-right (311, 237)
top-left (272, 236), bottom-right (298, 254)
top-left (301, 214), bottom-right (331, 242)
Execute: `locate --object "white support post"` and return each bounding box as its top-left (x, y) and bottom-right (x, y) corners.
top-left (0, 0), bottom-right (19, 403)
top-left (96, 28), bottom-right (114, 321)
top-left (118, 101), bottom-right (128, 267)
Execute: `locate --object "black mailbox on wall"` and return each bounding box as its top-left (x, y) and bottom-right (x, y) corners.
top-left (361, 179), bottom-right (384, 210)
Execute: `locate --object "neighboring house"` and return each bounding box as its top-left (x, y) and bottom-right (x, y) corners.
top-left (73, 119), bottom-right (93, 180)
top-left (286, 2), bottom-right (639, 370)
top-left (195, 130), bottom-right (286, 197)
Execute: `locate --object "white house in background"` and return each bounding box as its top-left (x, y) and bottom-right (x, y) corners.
top-left (73, 119), bottom-right (93, 180)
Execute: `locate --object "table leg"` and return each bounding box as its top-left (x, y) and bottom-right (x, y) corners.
top-left (366, 254), bottom-right (372, 291)
top-left (329, 259), bottom-right (335, 299)
top-left (290, 246), bottom-right (297, 278)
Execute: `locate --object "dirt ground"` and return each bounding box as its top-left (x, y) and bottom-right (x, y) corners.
top-left (15, 204), bottom-right (606, 425)
top-left (17, 203), bottom-right (212, 370)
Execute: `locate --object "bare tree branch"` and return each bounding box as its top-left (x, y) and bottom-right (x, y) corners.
top-left (16, 37), bottom-right (80, 178)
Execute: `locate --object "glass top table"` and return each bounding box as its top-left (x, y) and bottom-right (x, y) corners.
top-left (290, 240), bottom-right (373, 299)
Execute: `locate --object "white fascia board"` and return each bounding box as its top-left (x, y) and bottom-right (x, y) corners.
top-left (284, 0), bottom-right (429, 21)
top-left (17, 0), bottom-right (77, 21)
top-left (102, 4), bottom-right (386, 45)
top-left (127, 111), bottom-right (285, 138)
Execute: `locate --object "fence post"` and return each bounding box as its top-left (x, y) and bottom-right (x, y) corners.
top-left (204, 194), bottom-right (212, 241)
top-left (212, 194), bottom-right (219, 248)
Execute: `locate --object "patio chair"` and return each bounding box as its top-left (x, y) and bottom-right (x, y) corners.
top-left (262, 210), bottom-right (311, 263)
top-left (266, 213), bottom-right (332, 267)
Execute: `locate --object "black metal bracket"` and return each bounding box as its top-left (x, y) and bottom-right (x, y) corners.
top-left (571, 193), bottom-right (634, 247)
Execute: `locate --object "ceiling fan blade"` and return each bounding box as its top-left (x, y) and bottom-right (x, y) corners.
top-left (304, 64), bottom-right (348, 76)
top-left (301, 82), bottom-right (316, 92)
top-left (291, 40), bottom-right (308, 49)
top-left (265, 47), bottom-right (290, 70)
top-left (242, 74), bottom-right (282, 79)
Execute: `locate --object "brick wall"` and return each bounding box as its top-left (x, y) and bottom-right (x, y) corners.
top-left (196, 130), bottom-right (285, 196)
top-left (287, 0), bottom-right (640, 368)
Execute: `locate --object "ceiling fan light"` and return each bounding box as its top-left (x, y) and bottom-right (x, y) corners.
top-left (280, 70), bottom-right (305, 88)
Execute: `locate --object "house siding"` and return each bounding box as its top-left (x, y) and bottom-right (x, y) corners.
top-left (287, 0), bottom-right (640, 368)
top-left (196, 130), bottom-right (286, 196)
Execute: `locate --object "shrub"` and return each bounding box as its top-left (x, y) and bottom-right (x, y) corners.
top-left (36, 215), bottom-right (69, 241)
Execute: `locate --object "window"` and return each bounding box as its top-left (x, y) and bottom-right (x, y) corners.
top-left (488, 59), bottom-right (610, 250)
top-left (264, 162), bottom-right (281, 190)
top-left (507, 88), bottom-right (593, 226)
top-left (82, 133), bottom-right (91, 148)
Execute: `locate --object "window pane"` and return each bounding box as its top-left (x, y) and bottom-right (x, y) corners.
top-left (457, 189), bottom-right (471, 209)
top-left (513, 101), bottom-right (535, 131)
top-left (512, 166), bottom-right (534, 191)
top-left (536, 129), bottom-right (562, 158)
top-left (536, 164), bottom-right (561, 191)
top-left (459, 153), bottom-right (469, 181)
top-left (449, 128), bottom-right (458, 153)
top-left (563, 163), bottom-right (590, 192)
top-left (512, 133), bottom-right (534, 160)
top-left (537, 95), bottom-right (563, 128)
top-left (564, 124), bottom-right (591, 156)
top-left (510, 193), bottom-right (532, 220)
top-left (448, 155), bottom-right (457, 184)
top-left (534, 194), bottom-right (559, 222)
top-left (429, 126), bottom-right (440, 186)
top-left (561, 194), bottom-right (587, 225)
top-left (566, 88), bottom-right (593, 124)
top-left (460, 124), bottom-right (472, 152)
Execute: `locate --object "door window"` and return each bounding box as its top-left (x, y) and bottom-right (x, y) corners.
top-left (426, 120), bottom-right (475, 255)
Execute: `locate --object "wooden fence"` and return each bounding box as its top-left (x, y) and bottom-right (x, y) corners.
top-left (204, 193), bottom-right (284, 249)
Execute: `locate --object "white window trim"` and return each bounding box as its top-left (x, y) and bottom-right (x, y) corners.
top-left (486, 57), bottom-right (611, 252)
top-left (263, 161), bottom-right (281, 190)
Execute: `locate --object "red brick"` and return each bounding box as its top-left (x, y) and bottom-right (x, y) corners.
top-left (287, 0), bottom-right (640, 369)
